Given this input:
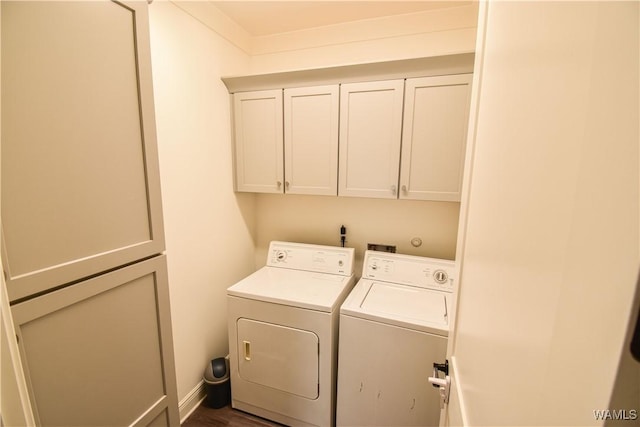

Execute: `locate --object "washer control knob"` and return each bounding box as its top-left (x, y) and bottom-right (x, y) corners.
top-left (433, 270), bottom-right (448, 285)
top-left (275, 250), bottom-right (287, 262)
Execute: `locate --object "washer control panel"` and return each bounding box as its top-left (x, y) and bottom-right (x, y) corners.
top-left (267, 241), bottom-right (355, 276)
top-left (364, 251), bottom-right (455, 292)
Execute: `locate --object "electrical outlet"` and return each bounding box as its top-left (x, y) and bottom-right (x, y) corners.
top-left (367, 243), bottom-right (396, 253)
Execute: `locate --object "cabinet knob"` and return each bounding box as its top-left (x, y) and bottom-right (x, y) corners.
top-left (277, 181), bottom-right (282, 188)
top-left (402, 185), bottom-right (407, 193)
top-left (391, 185), bottom-right (397, 195)
top-left (285, 181), bottom-right (290, 190)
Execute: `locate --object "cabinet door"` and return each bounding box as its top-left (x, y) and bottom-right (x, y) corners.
top-left (11, 256), bottom-right (180, 427)
top-left (284, 85), bottom-right (339, 196)
top-left (1, 1), bottom-right (165, 302)
top-left (338, 80), bottom-right (404, 199)
top-left (233, 89), bottom-right (284, 193)
top-left (400, 74), bottom-right (472, 201)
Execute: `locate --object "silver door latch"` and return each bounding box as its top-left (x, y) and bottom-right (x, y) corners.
top-left (428, 360), bottom-right (451, 409)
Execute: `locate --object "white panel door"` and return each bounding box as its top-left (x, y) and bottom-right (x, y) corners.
top-left (284, 85), bottom-right (339, 195)
top-left (237, 318), bottom-right (319, 399)
top-left (233, 90), bottom-right (284, 193)
top-left (1, 0), bottom-right (165, 302)
top-left (400, 74), bottom-right (472, 201)
top-left (338, 80), bottom-right (404, 199)
top-left (446, 1), bottom-right (639, 426)
top-left (11, 256), bottom-right (179, 427)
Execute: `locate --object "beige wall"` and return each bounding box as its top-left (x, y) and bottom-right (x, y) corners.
top-left (451, 1), bottom-right (639, 425)
top-left (148, 2), bottom-right (255, 405)
top-left (254, 195), bottom-right (460, 271)
top-left (248, 3), bottom-right (478, 73)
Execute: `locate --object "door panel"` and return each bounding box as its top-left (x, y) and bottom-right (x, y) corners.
top-left (11, 256), bottom-right (179, 426)
top-left (338, 80), bottom-right (404, 199)
top-left (284, 85), bottom-right (339, 195)
top-left (400, 75), bottom-right (472, 201)
top-left (446, 2), bottom-right (639, 425)
top-left (1, 1), bottom-right (165, 302)
top-left (233, 90), bottom-right (284, 193)
top-left (237, 318), bottom-right (319, 399)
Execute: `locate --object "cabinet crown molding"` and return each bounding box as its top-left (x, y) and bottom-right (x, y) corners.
top-left (222, 53), bottom-right (474, 93)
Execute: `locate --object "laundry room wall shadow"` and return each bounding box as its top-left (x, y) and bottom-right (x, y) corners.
top-left (254, 194), bottom-right (460, 272)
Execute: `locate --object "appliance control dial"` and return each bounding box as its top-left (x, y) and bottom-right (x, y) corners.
top-left (433, 270), bottom-right (448, 285)
top-left (275, 250), bottom-right (287, 262)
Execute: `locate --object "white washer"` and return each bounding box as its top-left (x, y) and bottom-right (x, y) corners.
top-left (336, 250), bottom-right (455, 427)
top-left (227, 241), bottom-right (356, 427)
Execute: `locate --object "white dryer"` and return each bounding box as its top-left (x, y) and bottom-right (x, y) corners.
top-left (336, 250), bottom-right (455, 427)
top-left (227, 241), bottom-right (356, 427)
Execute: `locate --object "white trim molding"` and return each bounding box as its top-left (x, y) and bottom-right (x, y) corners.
top-left (179, 380), bottom-right (207, 424)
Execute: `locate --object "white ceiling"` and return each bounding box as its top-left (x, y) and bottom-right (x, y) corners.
top-left (209, 1), bottom-right (472, 37)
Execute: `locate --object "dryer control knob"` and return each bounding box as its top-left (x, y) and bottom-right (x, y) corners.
top-left (433, 270), bottom-right (448, 284)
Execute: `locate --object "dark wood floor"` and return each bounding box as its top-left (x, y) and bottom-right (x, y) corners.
top-left (182, 403), bottom-right (284, 427)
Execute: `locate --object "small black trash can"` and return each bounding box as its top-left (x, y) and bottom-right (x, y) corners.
top-left (203, 356), bottom-right (230, 409)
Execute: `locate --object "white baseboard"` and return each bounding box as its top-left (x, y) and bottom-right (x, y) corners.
top-left (179, 380), bottom-right (206, 424)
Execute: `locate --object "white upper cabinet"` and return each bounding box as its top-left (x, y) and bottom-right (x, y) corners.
top-left (226, 56), bottom-right (475, 201)
top-left (284, 85), bottom-right (339, 196)
top-left (400, 74), bottom-right (473, 201)
top-left (234, 85), bottom-right (339, 195)
top-left (338, 80), bottom-right (405, 199)
top-left (233, 89), bottom-right (284, 193)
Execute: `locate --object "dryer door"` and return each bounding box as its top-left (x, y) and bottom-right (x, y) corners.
top-left (237, 318), bottom-right (319, 399)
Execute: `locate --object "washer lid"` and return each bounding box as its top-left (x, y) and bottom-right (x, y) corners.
top-left (227, 267), bottom-right (355, 312)
top-left (341, 279), bottom-right (450, 335)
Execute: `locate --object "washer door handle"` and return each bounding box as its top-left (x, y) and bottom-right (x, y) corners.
top-left (243, 340), bottom-right (251, 361)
